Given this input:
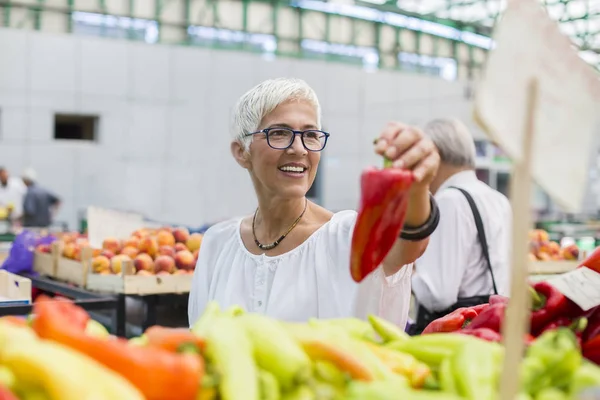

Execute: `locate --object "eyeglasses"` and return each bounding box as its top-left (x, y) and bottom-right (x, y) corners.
top-left (245, 128), bottom-right (330, 152)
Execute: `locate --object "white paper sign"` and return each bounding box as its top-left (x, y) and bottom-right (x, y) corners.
top-left (474, 0), bottom-right (600, 213)
top-left (548, 267), bottom-right (600, 311)
top-left (87, 206), bottom-right (145, 249)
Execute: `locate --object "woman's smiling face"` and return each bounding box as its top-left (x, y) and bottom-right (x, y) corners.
top-left (238, 99), bottom-right (322, 200)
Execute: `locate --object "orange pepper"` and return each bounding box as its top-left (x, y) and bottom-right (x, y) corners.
top-left (145, 326), bottom-right (205, 353)
top-left (32, 296), bottom-right (204, 400)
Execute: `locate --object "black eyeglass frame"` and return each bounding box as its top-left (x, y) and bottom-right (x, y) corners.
top-left (244, 128), bottom-right (330, 152)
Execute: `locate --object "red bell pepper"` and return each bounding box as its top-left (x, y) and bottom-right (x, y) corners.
top-left (529, 281), bottom-right (571, 335)
top-left (582, 335), bottom-right (600, 365)
top-left (350, 158), bottom-right (414, 283)
top-left (524, 334), bottom-right (535, 346)
top-left (465, 302), bottom-right (506, 332)
top-left (489, 295), bottom-right (509, 306)
top-left (583, 306), bottom-right (600, 343)
top-left (470, 303), bottom-right (490, 315)
top-left (422, 307), bottom-right (479, 334)
top-left (458, 328), bottom-right (502, 343)
top-left (579, 246), bottom-right (600, 273)
top-left (32, 296), bottom-right (203, 400)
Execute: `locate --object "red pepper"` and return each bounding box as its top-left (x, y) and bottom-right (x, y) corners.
top-left (458, 328), bottom-right (502, 343)
top-left (32, 296), bottom-right (203, 400)
top-left (579, 246), bottom-right (600, 273)
top-left (529, 281), bottom-right (571, 335)
top-left (489, 295), bottom-right (509, 306)
top-left (422, 307), bottom-right (479, 334)
top-left (465, 302), bottom-right (506, 332)
top-left (582, 335), bottom-right (600, 365)
top-left (583, 306), bottom-right (600, 343)
top-left (350, 159), bottom-right (414, 283)
top-left (470, 303), bottom-right (490, 315)
top-left (524, 334), bottom-right (535, 346)
top-left (0, 387), bottom-right (18, 400)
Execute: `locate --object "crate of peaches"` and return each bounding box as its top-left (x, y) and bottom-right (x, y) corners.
top-left (85, 226), bottom-right (202, 294)
top-left (528, 229), bottom-right (580, 275)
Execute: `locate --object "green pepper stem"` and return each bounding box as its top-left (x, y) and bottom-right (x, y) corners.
top-left (383, 157), bottom-right (393, 168)
top-left (570, 317), bottom-right (588, 333)
top-left (529, 286), bottom-right (545, 310)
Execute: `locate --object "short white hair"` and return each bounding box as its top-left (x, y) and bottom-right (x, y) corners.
top-left (423, 118), bottom-right (476, 168)
top-left (231, 78), bottom-right (322, 150)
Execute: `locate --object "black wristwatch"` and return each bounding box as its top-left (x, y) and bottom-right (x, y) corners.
top-left (399, 194), bottom-right (440, 241)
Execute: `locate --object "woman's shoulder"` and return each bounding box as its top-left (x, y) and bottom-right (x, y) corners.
top-left (327, 210), bottom-right (357, 232)
top-left (202, 217), bottom-right (243, 241)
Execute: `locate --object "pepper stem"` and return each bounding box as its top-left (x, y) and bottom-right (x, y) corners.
top-left (374, 137), bottom-right (394, 169)
top-left (570, 317), bottom-right (588, 334)
top-left (529, 286), bottom-right (545, 310)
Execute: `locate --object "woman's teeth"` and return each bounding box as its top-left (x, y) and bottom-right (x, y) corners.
top-left (279, 166), bottom-right (305, 173)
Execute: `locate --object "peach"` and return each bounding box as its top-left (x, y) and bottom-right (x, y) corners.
top-left (193, 249), bottom-right (199, 262)
top-left (92, 255), bottom-right (111, 273)
top-left (157, 271), bottom-right (171, 276)
top-left (174, 243), bottom-right (187, 252)
top-left (36, 244), bottom-right (51, 254)
top-left (121, 246), bottom-right (140, 259)
top-left (158, 245), bottom-right (176, 258)
top-left (99, 270), bottom-right (112, 275)
top-left (134, 253), bottom-right (154, 272)
top-left (62, 243), bottom-right (78, 259)
top-left (138, 237), bottom-right (158, 258)
top-left (136, 269), bottom-right (153, 276)
top-left (560, 244), bottom-right (579, 261)
top-left (186, 233), bottom-right (203, 252)
top-left (173, 269), bottom-right (187, 275)
top-left (111, 254), bottom-right (132, 274)
top-left (102, 237), bottom-right (122, 254)
top-left (175, 250), bottom-right (195, 271)
top-left (92, 248), bottom-right (102, 257)
top-left (173, 227), bottom-right (190, 244)
top-left (157, 230), bottom-right (176, 247)
top-left (154, 255), bottom-right (176, 274)
top-left (100, 249), bottom-right (115, 260)
top-left (131, 229), bottom-right (150, 239)
top-left (123, 237), bottom-right (140, 249)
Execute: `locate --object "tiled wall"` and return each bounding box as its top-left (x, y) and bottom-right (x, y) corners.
top-left (0, 28), bottom-right (478, 229)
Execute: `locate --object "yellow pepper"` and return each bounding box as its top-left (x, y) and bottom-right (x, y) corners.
top-left (0, 321), bottom-right (143, 400)
top-left (364, 343), bottom-right (432, 388)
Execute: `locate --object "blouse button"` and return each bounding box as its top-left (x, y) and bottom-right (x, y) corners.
top-left (258, 301), bottom-right (263, 306)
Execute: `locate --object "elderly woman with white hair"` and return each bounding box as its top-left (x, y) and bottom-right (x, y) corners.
top-left (188, 78), bottom-right (441, 328)
top-left (410, 118), bottom-right (512, 334)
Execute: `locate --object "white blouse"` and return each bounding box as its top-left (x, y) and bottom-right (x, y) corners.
top-left (188, 210), bottom-right (413, 329)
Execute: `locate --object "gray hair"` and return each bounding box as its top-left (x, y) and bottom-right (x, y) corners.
top-left (231, 78), bottom-right (322, 150)
top-left (423, 118), bottom-right (476, 168)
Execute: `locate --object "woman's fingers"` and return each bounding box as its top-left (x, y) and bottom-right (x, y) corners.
top-left (374, 122), bottom-right (408, 156)
top-left (392, 138), bottom-right (436, 169)
top-left (412, 151), bottom-right (440, 183)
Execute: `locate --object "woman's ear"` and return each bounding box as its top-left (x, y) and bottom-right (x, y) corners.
top-left (231, 141), bottom-right (251, 170)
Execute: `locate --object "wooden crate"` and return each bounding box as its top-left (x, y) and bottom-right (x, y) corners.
top-left (55, 246), bottom-right (94, 287)
top-left (86, 260), bottom-right (193, 295)
top-left (528, 260), bottom-right (578, 275)
top-left (33, 242), bottom-right (60, 276)
top-left (0, 270), bottom-right (31, 305)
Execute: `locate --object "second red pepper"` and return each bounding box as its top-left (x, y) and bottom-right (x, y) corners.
top-left (422, 307), bottom-right (479, 334)
top-left (350, 162), bottom-right (414, 283)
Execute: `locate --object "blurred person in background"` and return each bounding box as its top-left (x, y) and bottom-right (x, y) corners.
top-left (21, 168), bottom-right (61, 228)
top-left (0, 167), bottom-right (27, 225)
top-left (409, 118), bottom-right (512, 334)
top-left (188, 78), bottom-right (441, 328)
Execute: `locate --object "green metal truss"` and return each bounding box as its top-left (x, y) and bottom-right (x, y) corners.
top-left (382, 0), bottom-right (600, 69)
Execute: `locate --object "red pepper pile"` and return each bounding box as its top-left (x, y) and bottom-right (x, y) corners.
top-left (421, 247), bottom-right (600, 365)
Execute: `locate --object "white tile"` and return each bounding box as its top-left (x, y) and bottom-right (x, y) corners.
top-left (28, 109), bottom-right (54, 143)
top-left (208, 51), bottom-right (258, 106)
top-left (364, 70), bottom-right (399, 107)
top-left (166, 105), bottom-right (207, 165)
top-left (0, 145), bottom-right (28, 174)
top-left (169, 47), bottom-right (212, 104)
top-left (130, 43), bottom-right (170, 101)
top-left (0, 89), bottom-right (29, 108)
top-left (252, 58), bottom-right (293, 85)
top-left (321, 113), bottom-right (360, 156)
top-left (1, 107), bottom-right (28, 143)
top-left (289, 59), bottom-right (330, 111)
top-left (127, 104), bottom-right (168, 159)
top-left (29, 92), bottom-right (78, 112)
top-left (162, 164), bottom-right (206, 225)
top-left (122, 162), bottom-right (164, 217)
top-left (29, 34), bottom-right (79, 93)
top-left (325, 66), bottom-right (363, 114)
top-left (80, 37), bottom-right (129, 97)
top-left (0, 29), bottom-right (29, 90)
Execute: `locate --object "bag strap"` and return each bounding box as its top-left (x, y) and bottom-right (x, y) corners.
top-left (449, 186), bottom-right (498, 295)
